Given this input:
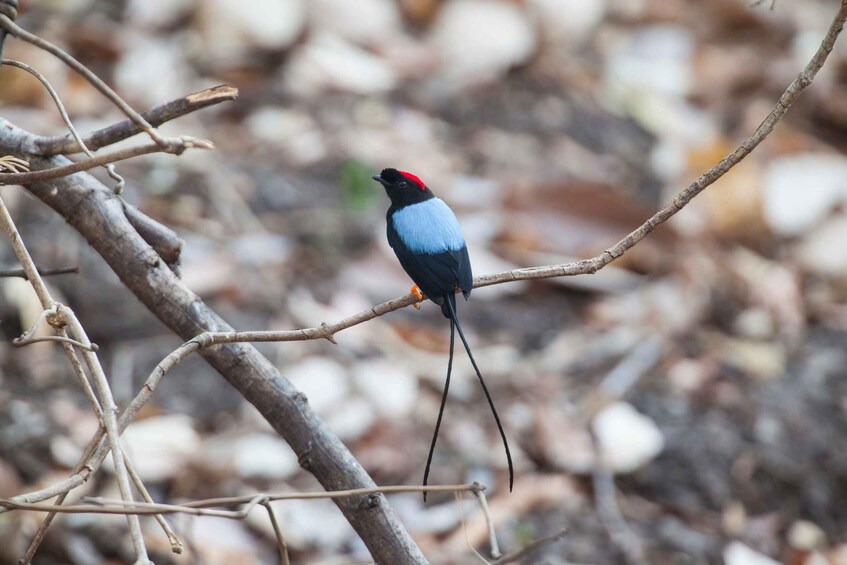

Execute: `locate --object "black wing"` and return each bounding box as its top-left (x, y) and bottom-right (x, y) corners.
top-left (387, 218), bottom-right (472, 301)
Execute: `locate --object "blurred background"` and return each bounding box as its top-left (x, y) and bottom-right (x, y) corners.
top-left (0, 0), bottom-right (846, 563)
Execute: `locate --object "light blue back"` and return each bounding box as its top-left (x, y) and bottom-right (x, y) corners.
top-left (392, 198), bottom-right (466, 254)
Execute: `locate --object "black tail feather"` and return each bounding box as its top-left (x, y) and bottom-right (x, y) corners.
top-left (444, 293), bottom-right (514, 493)
top-left (423, 314), bottom-right (454, 502)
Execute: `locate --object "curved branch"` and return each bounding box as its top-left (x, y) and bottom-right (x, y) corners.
top-left (0, 137), bottom-right (213, 186)
top-left (145, 0), bottom-right (847, 382)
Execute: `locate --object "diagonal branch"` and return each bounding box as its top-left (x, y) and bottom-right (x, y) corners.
top-left (34, 85), bottom-right (239, 156)
top-left (0, 136), bottom-right (213, 186)
top-left (0, 126), bottom-right (429, 563)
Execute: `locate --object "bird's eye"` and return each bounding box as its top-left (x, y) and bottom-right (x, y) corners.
top-left (398, 181), bottom-right (408, 188)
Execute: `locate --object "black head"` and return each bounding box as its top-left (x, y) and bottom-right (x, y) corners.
top-left (372, 168), bottom-right (434, 208)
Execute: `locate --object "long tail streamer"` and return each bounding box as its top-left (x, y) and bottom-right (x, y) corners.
top-left (422, 314), bottom-right (454, 501)
top-left (440, 294), bottom-right (514, 493)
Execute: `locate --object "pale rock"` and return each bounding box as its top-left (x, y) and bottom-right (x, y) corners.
top-left (721, 339), bottom-right (786, 381)
top-left (287, 357), bottom-right (349, 414)
top-left (249, 498), bottom-right (353, 550)
top-left (723, 541), bottom-right (780, 565)
top-left (529, 0), bottom-right (605, 44)
top-left (798, 216), bottom-right (847, 276)
top-left (804, 552), bottom-right (831, 565)
top-left (447, 176), bottom-right (504, 210)
top-left (105, 415), bottom-right (199, 481)
top-left (307, 0), bottom-right (402, 45)
top-left (787, 520), bottom-right (826, 551)
top-left (229, 434), bottom-right (300, 480)
top-left (127, 0), bottom-right (192, 28)
top-left (733, 308), bottom-right (775, 340)
top-left (430, 0), bottom-right (537, 85)
top-left (763, 154), bottom-right (847, 236)
top-left (667, 358), bottom-right (710, 393)
top-left (230, 232), bottom-right (293, 266)
top-left (325, 397), bottom-right (377, 441)
top-left (592, 402), bottom-right (664, 473)
top-left (114, 37), bottom-right (188, 107)
top-left (606, 26), bottom-right (694, 99)
top-left (390, 493), bottom-right (471, 533)
top-left (353, 359), bottom-right (418, 419)
top-left (463, 244), bottom-right (528, 299)
top-left (284, 34), bottom-right (397, 95)
top-left (245, 107), bottom-right (327, 165)
top-left (187, 515), bottom-right (260, 564)
top-left (196, 0), bottom-right (305, 61)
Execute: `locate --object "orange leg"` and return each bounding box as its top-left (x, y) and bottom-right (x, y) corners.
top-left (410, 284), bottom-right (423, 309)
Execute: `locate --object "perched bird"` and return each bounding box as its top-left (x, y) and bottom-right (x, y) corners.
top-left (372, 168), bottom-right (513, 496)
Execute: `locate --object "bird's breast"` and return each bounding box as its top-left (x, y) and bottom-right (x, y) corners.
top-left (391, 198), bottom-right (466, 255)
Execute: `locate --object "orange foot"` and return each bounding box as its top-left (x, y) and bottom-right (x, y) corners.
top-left (410, 284), bottom-right (423, 309)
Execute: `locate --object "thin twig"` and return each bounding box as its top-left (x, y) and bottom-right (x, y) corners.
top-left (472, 482), bottom-right (501, 560)
top-left (19, 339), bottom-right (103, 565)
top-left (35, 85), bottom-right (239, 156)
top-left (59, 305), bottom-right (150, 563)
top-left (490, 529), bottom-right (568, 565)
top-left (0, 484), bottom-right (485, 517)
top-left (0, 266), bottom-right (78, 278)
top-left (0, 59), bottom-right (124, 191)
top-left (0, 136), bottom-right (213, 186)
top-left (456, 492), bottom-right (491, 565)
top-left (0, 195), bottom-right (151, 564)
top-left (592, 460), bottom-right (647, 565)
top-left (262, 501), bottom-right (290, 565)
top-left (124, 456), bottom-right (183, 554)
top-left (13, 334), bottom-right (98, 351)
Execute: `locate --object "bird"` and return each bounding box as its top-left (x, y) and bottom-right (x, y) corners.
top-left (372, 167), bottom-right (514, 498)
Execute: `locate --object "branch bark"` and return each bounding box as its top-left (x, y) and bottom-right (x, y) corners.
top-left (0, 122), bottom-right (427, 564)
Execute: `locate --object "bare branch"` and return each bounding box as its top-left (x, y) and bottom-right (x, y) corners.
top-left (143, 0), bottom-right (847, 384)
top-left (35, 85), bottom-right (239, 156)
top-left (0, 484), bottom-right (484, 517)
top-left (262, 501), bottom-right (290, 565)
top-left (1, 58), bottom-right (125, 191)
top-left (0, 195), bottom-right (151, 563)
top-left (0, 131), bottom-right (429, 562)
top-left (13, 334), bottom-right (98, 351)
top-left (472, 482), bottom-right (501, 559)
top-left (122, 203), bottom-right (184, 269)
top-left (0, 136), bottom-right (213, 186)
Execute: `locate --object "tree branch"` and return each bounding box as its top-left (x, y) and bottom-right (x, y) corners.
top-left (140, 0), bottom-right (847, 381)
top-left (34, 85), bottom-right (239, 156)
top-left (0, 136), bottom-right (213, 186)
top-left (0, 123), bottom-right (428, 563)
